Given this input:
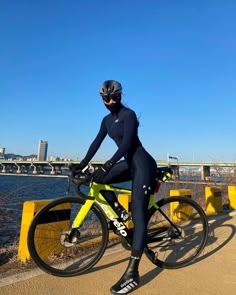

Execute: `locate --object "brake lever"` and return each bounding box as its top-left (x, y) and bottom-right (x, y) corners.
top-left (67, 163), bottom-right (95, 194)
top-left (83, 163), bottom-right (95, 174)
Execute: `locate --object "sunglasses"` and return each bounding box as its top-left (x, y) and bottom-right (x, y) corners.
top-left (101, 93), bottom-right (120, 103)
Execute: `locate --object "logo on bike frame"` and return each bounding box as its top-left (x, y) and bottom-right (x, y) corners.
top-left (111, 218), bottom-right (128, 237)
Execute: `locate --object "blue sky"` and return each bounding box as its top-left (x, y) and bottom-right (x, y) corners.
top-left (0, 0), bottom-right (236, 162)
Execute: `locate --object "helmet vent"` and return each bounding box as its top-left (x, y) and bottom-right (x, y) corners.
top-left (99, 80), bottom-right (122, 96)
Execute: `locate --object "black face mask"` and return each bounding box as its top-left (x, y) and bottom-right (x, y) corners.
top-left (104, 101), bottom-right (122, 113)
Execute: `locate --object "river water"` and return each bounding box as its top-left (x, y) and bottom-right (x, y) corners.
top-left (0, 174), bottom-right (230, 246)
top-left (0, 175), bottom-right (79, 245)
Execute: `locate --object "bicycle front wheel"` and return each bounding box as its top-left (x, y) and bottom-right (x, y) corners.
top-left (27, 197), bottom-right (108, 277)
top-left (145, 196), bottom-right (208, 269)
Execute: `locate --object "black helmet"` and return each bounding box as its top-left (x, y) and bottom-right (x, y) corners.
top-left (99, 80), bottom-right (123, 113)
top-left (99, 80), bottom-right (122, 96)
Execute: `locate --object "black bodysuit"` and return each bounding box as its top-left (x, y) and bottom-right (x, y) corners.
top-left (83, 105), bottom-right (157, 252)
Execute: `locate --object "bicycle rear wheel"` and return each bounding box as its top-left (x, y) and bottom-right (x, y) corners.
top-left (27, 197), bottom-right (108, 277)
top-left (145, 196), bottom-right (208, 269)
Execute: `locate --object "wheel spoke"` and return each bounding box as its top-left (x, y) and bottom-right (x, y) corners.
top-left (28, 197), bottom-right (108, 276)
top-left (145, 197), bottom-right (208, 269)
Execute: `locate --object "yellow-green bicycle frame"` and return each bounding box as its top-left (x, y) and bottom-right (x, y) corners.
top-left (71, 181), bottom-right (158, 229)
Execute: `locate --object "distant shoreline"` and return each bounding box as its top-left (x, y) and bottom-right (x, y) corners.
top-left (0, 173), bottom-right (67, 178)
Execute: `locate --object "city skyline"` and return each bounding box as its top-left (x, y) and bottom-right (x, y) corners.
top-left (1, 144), bottom-right (236, 165)
top-left (0, 141), bottom-right (73, 161)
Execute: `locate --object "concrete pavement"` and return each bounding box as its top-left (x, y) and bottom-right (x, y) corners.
top-left (1, 211), bottom-right (236, 295)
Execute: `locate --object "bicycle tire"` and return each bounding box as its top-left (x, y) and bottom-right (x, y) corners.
top-left (27, 196), bottom-right (108, 277)
top-left (145, 196), bottom-right (208, 269)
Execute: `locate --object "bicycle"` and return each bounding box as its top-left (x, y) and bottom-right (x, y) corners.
top-left (27, 164), bottom-right (209, 277)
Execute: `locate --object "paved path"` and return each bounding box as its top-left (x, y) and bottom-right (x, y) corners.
top-left (1, 211), bottom-right (236, 295)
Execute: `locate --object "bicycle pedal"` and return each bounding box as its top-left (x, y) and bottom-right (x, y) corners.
top-left (108, 221), bottom-right (115, 231)
top-left (108, 222), bottom-right (120, 234)
top-left (113, 228), bottom-right (122, 236)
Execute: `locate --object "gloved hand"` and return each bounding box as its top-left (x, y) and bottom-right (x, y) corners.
top-left (69, 159), bottom-right (88, 178)
top-left (93, 161), bottom-right (113, 183)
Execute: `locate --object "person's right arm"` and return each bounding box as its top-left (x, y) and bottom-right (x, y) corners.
top-left (82, 117), bottom-right (107, 163)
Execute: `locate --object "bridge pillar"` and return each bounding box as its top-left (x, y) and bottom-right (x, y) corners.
top-left (0, 164), bottom-right (6, 173)
top-left (31, 164), bottom-right (38, 175)
top-left (200, 166), bottom-right (211, 180)
top-left (170, 165), bottom-right (179, 179)
top-left (49, 163), bottom-right (56, 175)
top-left (15, 163), bottom-right (21, 174)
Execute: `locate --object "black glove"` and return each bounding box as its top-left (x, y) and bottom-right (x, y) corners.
top-left (69, 159), bottom-right (88, 178)
top-left (93, 161), bottom-right (113, 183)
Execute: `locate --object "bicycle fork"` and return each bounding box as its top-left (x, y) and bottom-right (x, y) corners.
top-left (67, 198), bottom-right (95, 243)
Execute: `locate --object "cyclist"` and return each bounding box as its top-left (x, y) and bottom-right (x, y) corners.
top-left (72, 80), bottom-right (157, 294)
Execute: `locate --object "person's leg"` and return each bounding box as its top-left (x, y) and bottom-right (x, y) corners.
top-left (100, 159), bottom-right (131, 210)
top-left (99, 160), bottom-right (132, 232)
top-left (102, 160), bottom-right (131, 184)
top-left (110, 184), bottom-right (150, 294)
top-left (111, 150), bottom-right (157, 294)
top-left (110, 250), bottom-right (141, 294)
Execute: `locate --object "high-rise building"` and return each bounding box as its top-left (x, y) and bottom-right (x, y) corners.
top-left (0, 147), bottom-right (5, 159)
top-left (37, 140), bottom-right (48, 161)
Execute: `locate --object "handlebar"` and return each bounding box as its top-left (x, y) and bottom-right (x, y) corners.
top-left (67, 163), bottom-right (173, 198)
top-left (67, 164), bottom-right (95, 199)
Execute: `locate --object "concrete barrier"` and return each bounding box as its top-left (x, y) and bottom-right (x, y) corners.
top-left (18, 199), bottom-right (70, 262)
top-left (169, 189), bottom-right (192, 221)
top-left (228, 186), bottom-right (236, 210)
top-left (205, 186), bottom-right (222, 214)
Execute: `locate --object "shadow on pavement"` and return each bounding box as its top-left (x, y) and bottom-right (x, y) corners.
top-left (139, 266), bottom-right (163, 288)
top-left (85, 256), bottom-right (129, 274)
top-left (86, 212), bottom-right (236, 289)
top-left (86, 249), bottom-right (164, 288)
top-left (195, 213), bottom-right (236, 264)
top-left (138, 212), bottom-right (236, 288)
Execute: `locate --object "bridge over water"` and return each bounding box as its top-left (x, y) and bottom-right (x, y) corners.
top-left (0, 160), bottom-right (235, 180)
